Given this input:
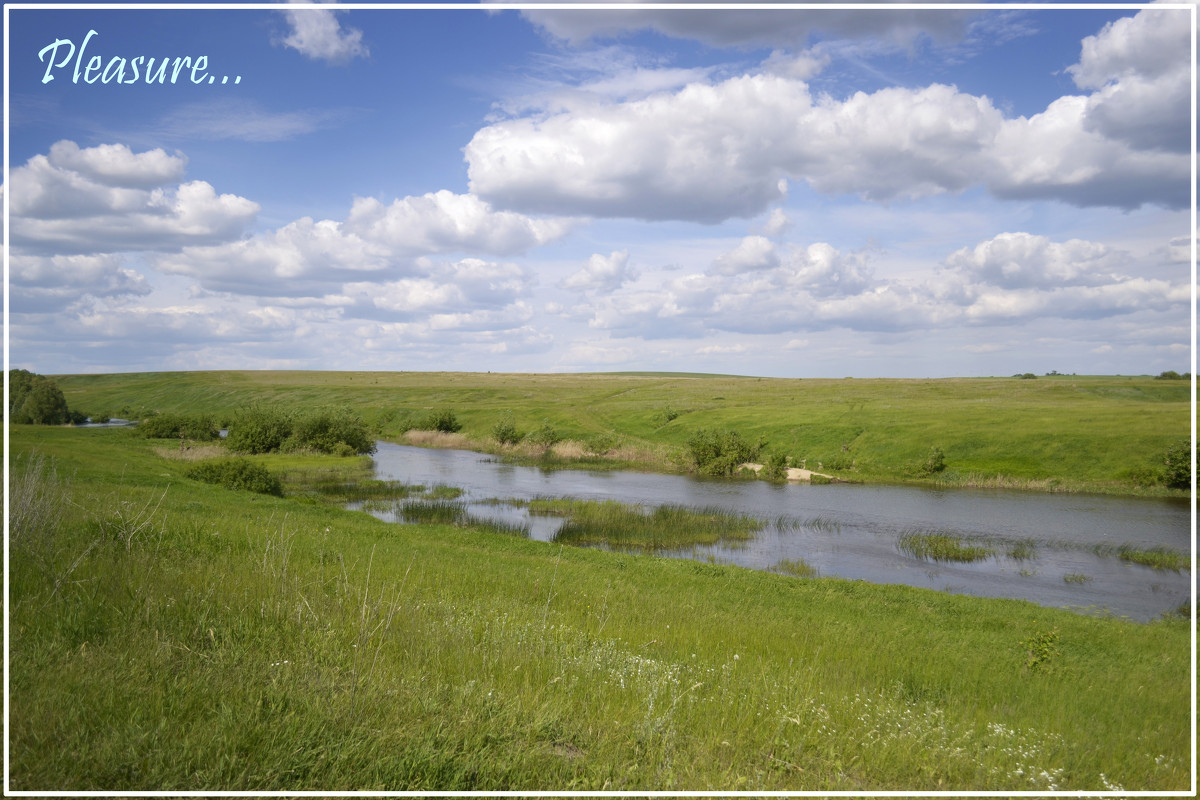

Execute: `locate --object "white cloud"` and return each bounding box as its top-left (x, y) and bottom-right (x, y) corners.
top-left (759, 208), bottom-right (793, 238)
top-left (466, 17), bottom-right (1189, 224)
top-left (711, 236), bottom-right (779, 276)
top-left (9, 142), bottom-right (259, 255)
top-left (46, 140), bottom-right (186, 188)
top-left (563, 249), bottom-right (636, 292)
top-left (279, 2), bottom-right (368, 64)
top-left (580, 233), bottom-right (1188, 339)
top-left (160, 191), bottom-right (570, 296)
top-left (9, 253), bottom-right (151, 313)
top-left (343, 191), bottom-right (575, 256)
top-left (944, 232), bottom-right (1126, 289)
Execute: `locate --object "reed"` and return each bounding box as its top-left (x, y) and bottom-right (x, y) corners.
top-left (1116, 545), bottom-right (1188, 572)
top-left (530, 498), bottom-right (762, 551)
top-left (898, 531), bottom-right (994, 563)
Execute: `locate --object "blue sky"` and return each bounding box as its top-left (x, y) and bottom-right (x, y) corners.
top-left (4, 2), bottom-right (1194, 377)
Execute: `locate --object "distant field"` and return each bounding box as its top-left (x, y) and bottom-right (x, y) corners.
top-left (54, 370), bottom-right (1191, 495)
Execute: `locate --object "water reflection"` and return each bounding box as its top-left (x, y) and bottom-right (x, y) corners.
top-left (368, 442), bottom-right (1191, 621)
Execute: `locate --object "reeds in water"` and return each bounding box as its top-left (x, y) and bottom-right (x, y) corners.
top-left (531, 499), bottom-right (762, 551)
top-left (898, 531), bottom-right (993, 563)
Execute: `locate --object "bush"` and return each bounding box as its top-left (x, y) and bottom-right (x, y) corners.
top-left (492, 413), bottom-right (523, 446)
top-left (761, 452), bottom-right (789, 481)
top-left (687, 428), bottom-right (763, 476)
top-left (1163, 439), bottom-right (1191, 489)
top-left (920, 446), bottom-right (946, 476)
top-left (421, 408), bottom-right (462, 434)
top-left (187, 458), bottom-right (282, 496)
top-left (137, 412), bottom-right (220, 441)
top-left (225, 406), bottom-right (293, 454)
top-left (286, 407), bottom-right (375, 455)
top-left (526, 420), bottom-right (562, 448)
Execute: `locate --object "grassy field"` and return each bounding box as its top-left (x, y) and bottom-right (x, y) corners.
top-left (7, 421), bottom-right (1193, 792)
top-left (53, 370), bottom-right (1192, 495)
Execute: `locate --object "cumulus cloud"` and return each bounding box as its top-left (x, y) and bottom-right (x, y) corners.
top-left (711, 236), bottom-right (779, 276)
top-left (158, 190), bottom-right (571, 297)
top-left (563, 250), bottom-right (636, 292)
top-left (279, 2), bottom-right (368, 64)
top-left (10, 253), bottom-right (151, 314)
top-left (343, 191), bottom-right (575, 256)
top-left (944, 232), bottom-right (1127, 289)
top-left (9, 141), bottom-right (259, 255)
top-left (581, 233), bottom-right (1187, 339)
top-left (466, 8), bottom-right (1190, 223)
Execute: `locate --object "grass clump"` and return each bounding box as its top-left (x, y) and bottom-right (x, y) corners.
top-left (898, 531), bottom-right (993, 563)
top-left (532, 498), bottom-right (762, 551)
top-left (1117, 545), bottom-right (1188, 572)
top-left (187, 458), bottom-right (283, 496)
top-left (1063, 572), bottom-right (1093, 584)
top-left (774, 558), bottom-right (818, 578)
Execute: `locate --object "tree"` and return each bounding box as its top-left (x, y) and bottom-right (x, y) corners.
top-left (8, 369), bottom-right (70, 425)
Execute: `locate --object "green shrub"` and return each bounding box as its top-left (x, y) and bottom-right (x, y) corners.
top-left (919, 445), bottom-right (946, 476)
top-left (137, 412), bottom-right (220, 441)
top-left (1162, 439), bottom-right (1191, 489)
top-left (492, 413), bottom-right (523, 445)
top-left (762, 452), bottom-right (789, 481)
top-left (225, 406), bottom-right (294, 454)
top-left (286, 407), bottom-right (375, 455)
top-left (421, 408), bottom-right (462, 433)
top-left (187, 458), bottom-right (282, 496)
top-left (526, 420), bottom-right (562, 448)
top-left (584, 431), bottom-right (621, 455)
top-left (687, 428), bottom-right (762, 476)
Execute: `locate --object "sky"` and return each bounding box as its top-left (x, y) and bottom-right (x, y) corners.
top-left (3, 1), bottom-right (1195, 378)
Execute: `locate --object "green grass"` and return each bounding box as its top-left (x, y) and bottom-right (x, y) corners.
top-left (528, 498), bottom-right (762, 551)
top-left (51, 370), bottom-right (1191, 496)
top-left (7, 417), bottom-right (1192, 791)
top-left (897, 532), bottom-right (994, 563)
top-left (773, 558), bottom-right (819, 578)
top-left (1116, 545), bottom-right (1189, 572)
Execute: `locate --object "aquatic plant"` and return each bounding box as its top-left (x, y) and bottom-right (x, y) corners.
top-left (1116, 545), bottom-right (1187, 572)
top-left (898, 531), bottom-right (993, 563)
top-left (533, 498), bottom-right (762, 551)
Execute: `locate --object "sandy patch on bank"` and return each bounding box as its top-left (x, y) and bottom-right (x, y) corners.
top-left (739, 463), bottom-right (835, 482)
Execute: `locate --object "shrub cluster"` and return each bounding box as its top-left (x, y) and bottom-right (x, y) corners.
top-left (687, 428), bottom-right (763, 476)
top-left (187, 458), bottom-right (282, 496)
top-left (137, 412), bottom-right (220, 441)
top-left (225, 405), bottom-right (375, 456)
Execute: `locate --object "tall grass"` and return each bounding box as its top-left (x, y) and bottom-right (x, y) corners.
top-left (1116, 545), bottom-right (1188, 572)
top-left (529, 498), bottom-right (762, 551)
top-left (7, 424), bottom-right (1191, 791)
top-left (897, 531), bottom-right (994, 563)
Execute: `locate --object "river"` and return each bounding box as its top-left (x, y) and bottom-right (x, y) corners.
top-left (367, 441), bottom-right (1192, 621)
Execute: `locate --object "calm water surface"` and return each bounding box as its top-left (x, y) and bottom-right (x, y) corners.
top-left (369, 442), bottom-right (1192, 621)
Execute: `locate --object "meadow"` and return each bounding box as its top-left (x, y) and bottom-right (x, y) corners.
top-left (54, 369), bottom-right (1192, 495)
top-left (8, 385), bottom-right (1194, 791)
